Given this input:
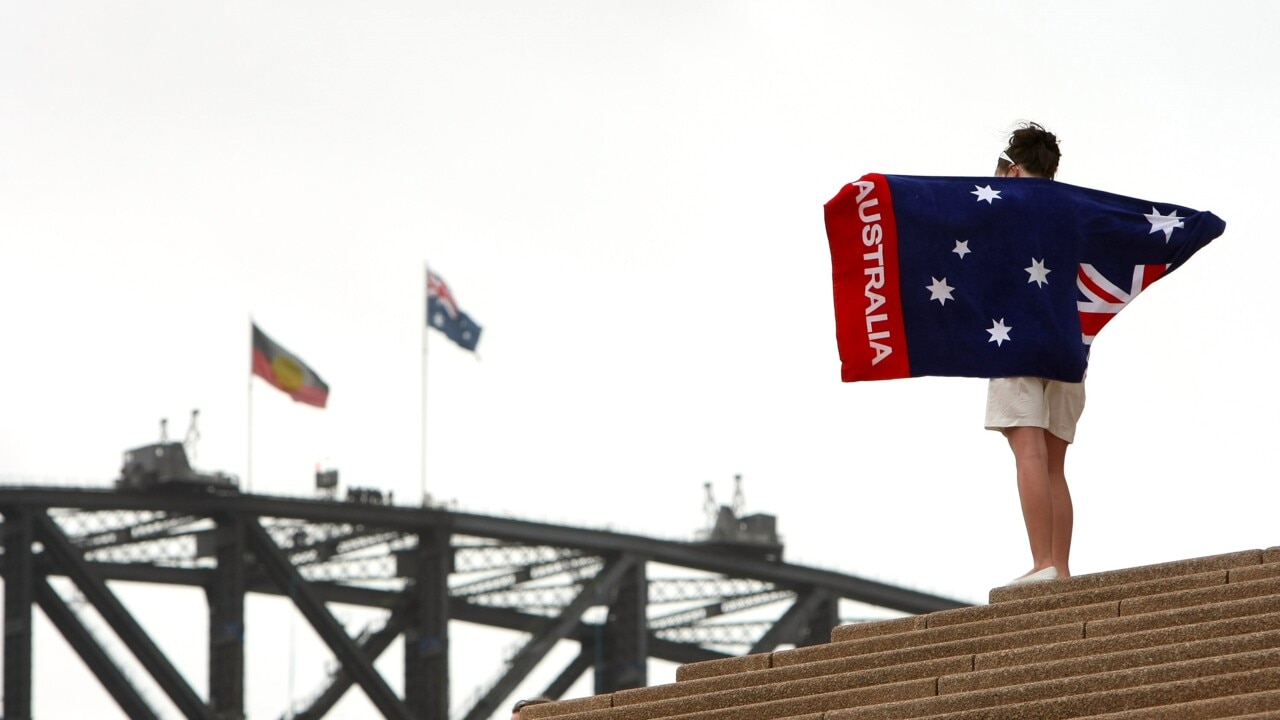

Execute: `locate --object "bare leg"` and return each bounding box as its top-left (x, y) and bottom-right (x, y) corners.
top-left (1045, 433), bottom-right (1073, 577)
top-left (1005, 427), bottom-right (1056, 576)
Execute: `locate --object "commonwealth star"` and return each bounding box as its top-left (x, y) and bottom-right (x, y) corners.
top-left (1145, 207), bottom-right (1185, 242)
top-left (972, 185), bottom-right (1002, 204)
top-left (1025, 258), bottom-right (1051, 287)
top-left (987, 318), bottom-right (1012, 346)
top-left (926, 277), bottom-right (955, 305)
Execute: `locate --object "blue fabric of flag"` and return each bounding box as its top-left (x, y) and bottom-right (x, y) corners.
top-left (825, 174), bottom-right (1225, 383)
top-left (427, 270), bottom-right (482, 352)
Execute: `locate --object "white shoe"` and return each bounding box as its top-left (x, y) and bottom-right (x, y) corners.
top-left (1006, 567), bottom-right (1059, 586)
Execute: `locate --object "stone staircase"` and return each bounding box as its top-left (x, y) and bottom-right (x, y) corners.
top-left (523, 547), bottom-right (1280, 720)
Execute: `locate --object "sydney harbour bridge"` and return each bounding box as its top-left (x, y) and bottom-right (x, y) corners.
top-left (1, 455), bottom-right (966, 720)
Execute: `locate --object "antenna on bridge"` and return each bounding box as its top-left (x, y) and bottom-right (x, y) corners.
top-left (705, 473), bottom-right (750, 522)
top-left (159, 417), bottom-right (169, 442)
top-left (702, 481), bottom-right (718, 530)
top-left (698, 474), bottom-right (782, 561)
top-left (183, 409), bottom-right (201, 463)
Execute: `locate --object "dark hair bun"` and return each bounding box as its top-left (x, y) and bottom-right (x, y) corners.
top-left (1006, 121), bottom-right (1061, 179)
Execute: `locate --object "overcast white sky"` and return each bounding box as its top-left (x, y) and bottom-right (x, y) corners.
top-left (3, 1), bottom-right (1278, 718)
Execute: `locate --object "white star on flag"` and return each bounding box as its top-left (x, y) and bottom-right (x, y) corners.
top-left (926, 277), bottom-right (955, 305)
top-left (972, 185), bottom-right (1002, 204)
top-left (1145, 207), bottom-right (1185, 242)
top-left (1025, 258), bottom-right (1051, 287)
top-left (987, 318), bottom-right (1012, 346)
top-left (953, 240), bottom-right (972, 258)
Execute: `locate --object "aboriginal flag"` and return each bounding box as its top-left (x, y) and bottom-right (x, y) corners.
top-left (251, 324), bottom-right (330, 408)
top-left (825, 174), bottom-right (1225, 383)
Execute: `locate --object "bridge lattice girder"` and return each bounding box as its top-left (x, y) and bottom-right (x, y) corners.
top-left (0, 487), bottom-right (966, 720)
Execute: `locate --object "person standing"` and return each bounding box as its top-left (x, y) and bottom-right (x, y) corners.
top-left (984, 122), bottom-right (1078, 585)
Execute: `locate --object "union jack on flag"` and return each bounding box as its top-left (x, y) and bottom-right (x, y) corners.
top-left (825, 174), bottom-right (1225, 383)
top-left (427, 269), bottom-right (483, 352)
top-left (1077, 263), bottom-right (1166, 345)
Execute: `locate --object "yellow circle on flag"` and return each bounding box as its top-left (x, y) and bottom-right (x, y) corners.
top-left (271, 356), bottom-right (305, 391)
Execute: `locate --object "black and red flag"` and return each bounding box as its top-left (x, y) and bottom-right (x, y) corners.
top-left (251, 323), bottom-right (330, 408)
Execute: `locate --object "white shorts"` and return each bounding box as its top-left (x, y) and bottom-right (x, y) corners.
top-left (985, 377), bottom-right (1086, 444)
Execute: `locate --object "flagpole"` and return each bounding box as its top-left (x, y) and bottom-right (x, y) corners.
top-left (427, 258), bottom-right (437, 504)
top-left (247, 319), bottom-right (254, 495)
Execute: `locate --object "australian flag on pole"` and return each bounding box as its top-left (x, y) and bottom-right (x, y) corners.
top-left (427, 270), bottom-right (482, 352)
top-left (825, 174), bottom-right (1226, 383)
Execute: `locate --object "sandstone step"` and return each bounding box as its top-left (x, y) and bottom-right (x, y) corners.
top-left (772, 623), bottom-right (1085, 675)
top-left (526, 695), bottom-right (612, 719)
top-left (781, 601), bottom-right (1113, 667)
top-left (676, 621), bottom-right (1083, 684)
top-left (540, 676), bottom-right (937, 720)
top-left (894, 666), bottom-right (1280, 720)
top-left (910, 570), bottom-right (1225, 632)
top-left (1085, 688), bottom-right (1280, 719)
top-left (943, 627), bottom-right (1280, 694)
top-left (824, 597), bottom-right (1116, 640)
top-left (834, 616), bottom-right (928, 643)
top-left (824, 647), bottom-right (1280, 719)
top-left (841, 560), bottom-right (1280, 646)
top-left (875, 564), bottom-right (1280, 640)
top-left (829, 661), bottom-right (1280, 717)
top-left (976, 609), bottom-right (1280, 671)
top-left (1120, 574), bottom-right (1280, 616)
top-left (552, 658), bottom-right (965, 720)
top-left (679, 561), bottom-right (1278, 685)
top-left (1231, 561), bottom-right (1280, 584)
top-left (838, 562), bottom-right (1280, 649)
top-left (680, 588), bottom-right (1279, 690)
top-left (676, 653), bottom-right (772, 683)
top-left (529, 546), bottom-right (1280, 720)
top-left (613, 656), bottom-right (970, 710)
top-left (988, 549), bottom-right (1265, 604)
top-left (533, 617), bottom-right (1274, 720)
top-left (1086, 593), bottom-right (1280, 639)
top-left (628, 622), bottom-right (1088, 712)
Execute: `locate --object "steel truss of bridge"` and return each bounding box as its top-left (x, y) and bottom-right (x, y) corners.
top-left (0, 487), bottom-right (966, 720)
